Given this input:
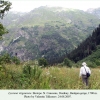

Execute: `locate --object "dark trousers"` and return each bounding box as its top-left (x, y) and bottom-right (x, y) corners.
top-left (82, 75), bottom-right (89, 86)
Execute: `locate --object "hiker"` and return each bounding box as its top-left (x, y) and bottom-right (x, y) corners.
top-left (79, 62), bottom-right (91, 87)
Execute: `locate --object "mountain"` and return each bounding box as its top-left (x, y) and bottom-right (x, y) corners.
top-left (87, 8), bottom-right (100, 18)
top-left (0, 6), bottom-right (100, 64)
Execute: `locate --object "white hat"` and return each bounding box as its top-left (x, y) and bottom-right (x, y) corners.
top-left (82, 62), bottom-right (87, 66)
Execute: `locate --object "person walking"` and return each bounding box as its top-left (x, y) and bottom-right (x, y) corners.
top-left (79, 62), bottom-right (91, 88)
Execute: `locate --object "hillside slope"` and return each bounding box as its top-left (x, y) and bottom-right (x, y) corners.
top-left (1, 6), bottom-right (100, 64)
top-left (79, 45), bottom-right (100, 67)
top-left (68, 24), bottom-right (100, 64)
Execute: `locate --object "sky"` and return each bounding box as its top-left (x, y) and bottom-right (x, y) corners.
top-left (9, 0), bottom-right (100, 12)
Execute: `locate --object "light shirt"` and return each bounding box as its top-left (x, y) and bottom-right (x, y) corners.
top-left (79, 65), bottom-right (91, 77)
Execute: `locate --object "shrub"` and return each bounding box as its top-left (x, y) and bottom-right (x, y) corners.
top-left (0, 53), bottom-right (11, 64)
top-left (0, 53), bottom-right (20, 65)
top-left (11, 56), bottom-right (20, 65)
top-left (63, 58), bottom-right (73, 68)
top-left (38, 58), bottom-right (48, 67)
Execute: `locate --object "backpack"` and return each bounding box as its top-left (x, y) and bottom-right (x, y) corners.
top-left (84, 67), bottom-right (90, 78)
top-left (86, 72), bottom-right (90, 77)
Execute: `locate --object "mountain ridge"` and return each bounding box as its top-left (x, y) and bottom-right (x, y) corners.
top-left (1, 6), bottom-right (100, 64)
top-left (87, 7), bottom-right (100, 18)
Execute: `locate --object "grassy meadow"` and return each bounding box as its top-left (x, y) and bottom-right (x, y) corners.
top-left (0, 63), bottom-right (100, 89)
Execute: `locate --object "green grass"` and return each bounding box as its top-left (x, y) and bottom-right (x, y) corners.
top-left (0, 63), bottom-right (100, 89)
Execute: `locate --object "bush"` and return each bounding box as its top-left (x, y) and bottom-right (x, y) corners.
top-left (0, 53), bottom-right (20, 65)
top-left (63, 58), bottom-right (73, 68)
top-left (38, 58), bottom-right (48, 67)
top-left (11, 56), bottom-right (20, 65)
top-left (0, 53), bottom-right (11, 64)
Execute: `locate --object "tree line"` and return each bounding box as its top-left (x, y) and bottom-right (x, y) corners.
top-left (68, 24), bottom-right (100, 62)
